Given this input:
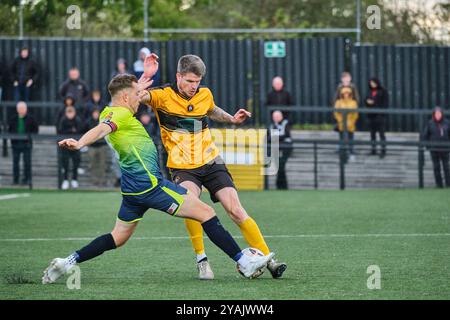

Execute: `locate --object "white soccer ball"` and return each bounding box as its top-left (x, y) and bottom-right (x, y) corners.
top-left (236, 247), bottom-right (265, 278)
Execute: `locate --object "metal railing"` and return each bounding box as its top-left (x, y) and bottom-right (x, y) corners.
top-left (266, 106), bottom-right (450, 190)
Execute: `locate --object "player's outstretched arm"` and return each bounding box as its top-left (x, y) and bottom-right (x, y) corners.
top-left (207, 105), bottom-right (252, 125)
top-left (58, 123), bottom-right (112, 151)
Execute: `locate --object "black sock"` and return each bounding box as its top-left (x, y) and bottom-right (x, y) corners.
top-left (75, 233), bottom-right (117, 263)
top-left (202, 216), bottom-right (242, 261)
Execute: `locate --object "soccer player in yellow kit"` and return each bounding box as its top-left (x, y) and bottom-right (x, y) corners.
top-left (141, 54), bottom-right (287, 280)
top-left (42, 66), bottom-right (274, 284)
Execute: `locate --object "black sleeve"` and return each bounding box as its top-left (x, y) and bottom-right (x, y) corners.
top-left (421, 123), bottom-right (430, 141)
top-left (287, 92), bottom-right (293, 105)
top-left (284, 123), bottom-right (292, 139)
top-left (82, 82), bottom-right (90, 101)
top-left (30, 117), bottom-right (39, 134)
top-left (7, 117), bottom-right (15, 133)
top-left (31, 60), bottom-right (40, 83)
top-left (57, 118), bottom-right (66, 134)
top-left (59, 81), bottom-right (67, 99)
top-left (10, 59), bottom-right (18, 82)
top-left (381, 89), bottom-right (389, 108)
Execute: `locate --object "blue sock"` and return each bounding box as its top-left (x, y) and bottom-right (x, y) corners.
top-left (74, 233), bottom-right (117, 263)
top-left (202, 216), bottom-right (242, 261)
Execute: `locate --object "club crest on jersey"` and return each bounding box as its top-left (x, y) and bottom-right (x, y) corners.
top-left (167, 203), bottom-right (179, 215)
top-left (103, 112), bottom-right (113, 124)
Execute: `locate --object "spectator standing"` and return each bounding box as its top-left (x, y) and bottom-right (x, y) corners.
top-left (334, 86), bottom-right (359, 162)
top-left (8, 101), bottom-right (39, 185)
top-left (268, 110), bottom-right (293, 189)
top-left (57, 106), bottom-right (84, 190)
top-left (333, 72), bottom-right (360, 104)
top-left (422, 107), bottom-right (450, 188)
top-left (266, 76), bottom-right (294, 123)
top-left (84, 89), bottom-right (105, 121)
top-left (56, 95), bottom-right (76, 125)
top-left (10, 47), bottom-right (40, 102)
top-left (59, 67), bottom-right (90, 111)
top-left (85, 108), bottom-right (108, 187)
top-left (111, 58), bottom-right (131, 78)
top-left (365, 78), bottom-right (389, 158)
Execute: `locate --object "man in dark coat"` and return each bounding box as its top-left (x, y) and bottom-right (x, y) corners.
top-left (266, 76), bottom-right (294, 123)
top-left (422, 107), bottom-right (450, 188)
top-left (364, 77), bottom-right (389, 158)
top-left (10, 47), bottom-right (40, 102)
top-left (59, 67), bottom-right (90, 110)
top-left (268, 110), bottom-right (293, 189)
top-left (8, 101), bottom-right (39, 185)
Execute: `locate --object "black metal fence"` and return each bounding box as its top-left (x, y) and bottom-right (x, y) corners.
top-left (1, 37), bottom-right (449, 130)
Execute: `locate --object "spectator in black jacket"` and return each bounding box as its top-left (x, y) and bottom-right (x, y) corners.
top-left (10, 47), bottom-right (40, 102)
top-left (83, 89), bottom-right (106, 121)
top-left (57, 106), bottom-right (84, 190)
top-left (268, 110), bottom-right (293, 189)
top-left (56, 95), bottom-right (76, 125)
top-left (85, 108), bottom-right (108, 186)
top-left (266, 76), bottom-right (294, 123)
top-left (59, 67), bottom-right (89, 110)
top-left (422, 107), bottom-right (450, 188)
top-left (8, 101), bottom-right (39, 185)
top-left (365, 78), bottom-right (389, 158)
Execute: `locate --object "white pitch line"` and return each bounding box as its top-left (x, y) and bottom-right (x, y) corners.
top-left (0, 193), bottom-right (31, 201)
top-left (0, 233), bottom-right (450, 242)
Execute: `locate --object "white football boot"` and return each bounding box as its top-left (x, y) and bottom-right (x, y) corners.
top-left (239, 252), bottom-right (274, 279)
top-left (197, 260), bottom-right (214, 280)
top-left (42, 258), bottom-right (73, 284)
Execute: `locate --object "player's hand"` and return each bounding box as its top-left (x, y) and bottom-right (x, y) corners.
top-left (58, 138), bottom-right (81, 151)
top-left (138, 90), bottom-right (151, 104)
top-left (26, 79), bottom-right (33, 87)
top-left (143, 53), bottom-right (159, 78)
top-left (232, 109), bottom-right (252, 124)
top-left (137, 74), bottom-right (154, 91)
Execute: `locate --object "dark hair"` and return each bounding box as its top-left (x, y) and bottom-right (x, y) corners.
top-left (177, 55), bottom-right (206, 77)
top-left (108, 73), bottom-right (138, 97)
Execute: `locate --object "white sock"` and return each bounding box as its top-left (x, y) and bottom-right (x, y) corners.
top-left (196, 253), bottom-right (207, 263)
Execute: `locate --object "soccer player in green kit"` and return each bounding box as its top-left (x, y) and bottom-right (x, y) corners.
top-left (42, 54), bottom-right (274, 284)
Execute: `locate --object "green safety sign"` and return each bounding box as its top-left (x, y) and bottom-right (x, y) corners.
top-left (264, 41), bottom-right (286, 58)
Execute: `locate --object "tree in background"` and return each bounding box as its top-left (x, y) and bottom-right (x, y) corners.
top-left (0, 0), bottom-right (448, 45)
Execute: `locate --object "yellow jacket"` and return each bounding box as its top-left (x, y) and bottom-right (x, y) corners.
top-left (334, 99), bottom-right (359, 133)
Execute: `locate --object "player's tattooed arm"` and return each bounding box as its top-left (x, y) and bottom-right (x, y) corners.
top-left (208, 105), bottom-right (252, 125)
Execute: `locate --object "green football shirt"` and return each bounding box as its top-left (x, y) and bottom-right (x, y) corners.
top-left (100, 106), bottom-right (161, 195)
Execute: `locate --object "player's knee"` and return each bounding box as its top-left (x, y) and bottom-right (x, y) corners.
top-left (111, 230), bottom-right (131, 247)
top-left (202, 205), bottom-right (215, 221)
top-left (226, 206), bottom-right (248, 223)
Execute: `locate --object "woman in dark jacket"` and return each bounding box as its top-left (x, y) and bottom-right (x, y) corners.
top-left (422, 107), bottom-right (450, 188)
top-left (57, 106), bottom-right (85, 189)
top-left (364, 78), bottom-right (389, 158)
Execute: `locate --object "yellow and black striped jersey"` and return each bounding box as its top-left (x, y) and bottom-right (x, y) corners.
top-left (147, 84), bottom-right (220, 169)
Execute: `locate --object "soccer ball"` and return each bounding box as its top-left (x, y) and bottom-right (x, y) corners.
top-left (236, 247), bottom-right (266, 279)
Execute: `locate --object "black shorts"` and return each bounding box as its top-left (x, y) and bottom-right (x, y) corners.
top-left (169, 157), bottom-right (236, 203)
